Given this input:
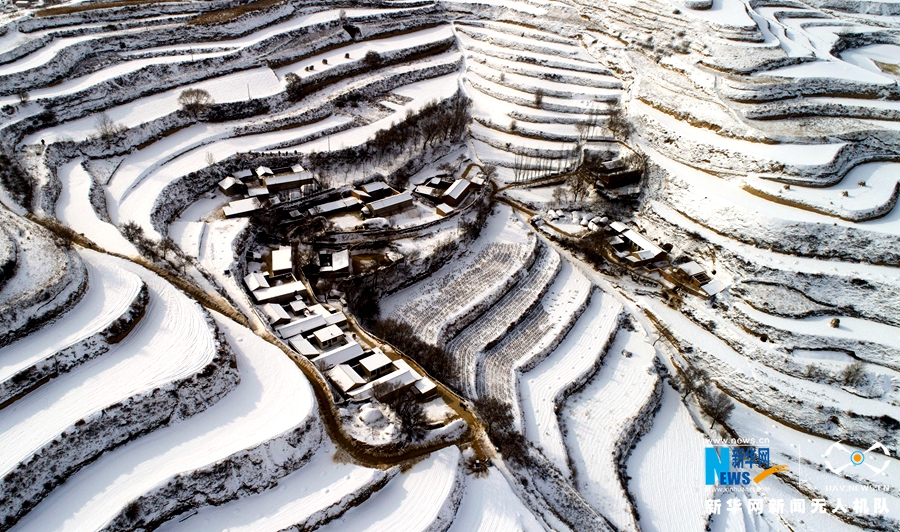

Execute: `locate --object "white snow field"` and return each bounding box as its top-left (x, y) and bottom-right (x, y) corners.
top-left (12, 312), bottom-right (319, 532)
top-left (447, 468), bottom-right (544, 532)
top-left (520, 290), bottom-right (623, 474)
top-left (155, 441), bottom-right (386, 532)
top-left (562, 328), bottom-right (659, 532)
top-left (314, 446), bottom-right (463, 532)
top-left (627, 385), bottom-right (708, 532)
top-left (55, 160), bottom-right (138, 256)
top-left (0, 251), bottom-right (217, 480)
top-left (0, 248), bottom-right (143, 391)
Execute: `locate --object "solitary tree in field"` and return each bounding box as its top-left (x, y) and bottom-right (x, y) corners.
top-left (178, 88), bottom-right (213, 115)
top-left (482, 164), bottom-right (497, 180)
top-left (703, 389), bottom-right (734, 429)
top-left (17, 90), bottom-right (29, 105)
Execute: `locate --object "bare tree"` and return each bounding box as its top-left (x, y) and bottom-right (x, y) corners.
top-left (17, 90), bottom-right (29, 105)
top-left (95, 112), bottom-right (125, 140)
top-left (481, 164), bottom-right (497, 181)
top-left (567, 173), bottom-right (590, 203)
top-left (121, 220), bottom-right (144, 241)
top-left (606, 103), bottom-right (631, 141)
top-left (205, 151), bottom-right (216, 167)
top-left (534, 88), bottom-right (545, 107)
top-left (702, 389), bottom-right (734, 429)
top-left (178, 88), bottom-right (213, 115)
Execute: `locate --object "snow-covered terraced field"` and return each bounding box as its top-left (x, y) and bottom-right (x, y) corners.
top-left (314, 446), bottom-right (462, 532)
top-left (56, 160), bottom-right (138, 256)
top-left (447, 468), bottom-right (544, 532)
top-left (562, 328), bottom-right (659, 532)
top-left (519, 290), bottom-right (622, 474)
top-left (627, 385), bottom-right (708, 532)
top-left (0, 250), bottom-right (230, 528)
top-left (155, 441), bottom-right (387, 532)
top-left (0, 208), bottom-right (87, 347)
top-left (446, 243), bottom-right (561, 396)
top-left (0, 248), bottom-right (145, 402)
top-left (12, 313), bottom-right (319, 532)
top-left (383, 208), bottom-right (537, 345)
top-left (478, 260), bottom-right (592, 411)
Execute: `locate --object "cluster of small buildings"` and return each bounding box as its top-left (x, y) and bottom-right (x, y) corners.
top-left (414, 171), bottom-right (484, 217)
top-left (663, 261), bottom-right (727, 298)
top-left (243, 244), bottom-right (435, 402)
top-left (221, 164), bottom-right (317, 218)
top-left (606, 221), bottom-right (667, 268)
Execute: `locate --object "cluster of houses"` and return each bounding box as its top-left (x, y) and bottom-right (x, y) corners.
top-left (298, 171), bottom-right (484, 225)
top-left (221, 165), bottom-right (317, 218)
top-left (601, 221), bottom-right (726, 298)
top-left (414, 171), bottom-right (484, 217)
top-left (242, 244), bottom-right (436, 401)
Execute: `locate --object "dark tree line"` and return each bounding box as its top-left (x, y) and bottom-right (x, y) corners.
top-left (474, 396), bottom-right (532, 467)
top-left (307, 90), bottom-right (471, 184)
top-left (372, 318), bottom-right (453, 383)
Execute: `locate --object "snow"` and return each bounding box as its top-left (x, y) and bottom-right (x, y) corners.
top-left (679, 0), bottom-right (757, 28)
top-left (744, 161), bottom-right (900, 221)
top-left (55, 160), bottom-right (138, 255)
top-left (627, 385), bottom-right (709, 532)
top-left (735, 301), bottom-right (900, 351)
top-left (0, 249), bottom-right (142, 385)
top-left (646, 144), bottom-right (900, 238)
top-left (520, 290), bottom-right (622, 474)
top-left (446, 0), bottom-right (548, 15)
top-left (562, 329), bottom-right (658, 532)
top-left (446, 244), bottom-right (561, 396)
top-left (382, 206), bottom-right (535, 345)
top-left (1, 49), bottom-right (232, 108)
top-left (757, 59), bottom-right (896, 84)
top-left (12, 311), bottom-right (317, 532)
top-left (446, 468), bottom-right (544, 532)
top-left (26, 67), bottom-right (283, 144)
top-left (314, 446), bottom-right (461, 532)
top-left (842, 44), bottom-right (900, 79)
top-left (0, 251), bottom-right (216, 479)
top-left (637, 101), bottom-right (846, 167)
top-left (0, 21), bottom-right (184, 75)
top-left (156, 440), bottom-right (382, 532)
top-left (293, 70), bottom-right (461, 158)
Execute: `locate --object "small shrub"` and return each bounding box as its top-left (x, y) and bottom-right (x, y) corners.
top-left (841, 361), bottom-right (866, 388)
top-left (364, 50), bottom-right (382, 66)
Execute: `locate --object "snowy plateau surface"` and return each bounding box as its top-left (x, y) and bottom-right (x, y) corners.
top-left (0, 0), bottom-right (899, 530)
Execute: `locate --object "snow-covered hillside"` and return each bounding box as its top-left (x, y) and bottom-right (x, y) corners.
top-left (1, 0), bottom-right (899, 528)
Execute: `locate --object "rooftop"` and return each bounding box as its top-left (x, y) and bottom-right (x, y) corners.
top-left (443, 179), bottom-right (470, 201)
top-left (313, 324), bottom-right (343, 343)
top-left (274, 313), bottom-right (327, 338)
top-left (360, 351), bottom-right (392, 373)
top-left (367, 191), bottom-right (413, 212)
